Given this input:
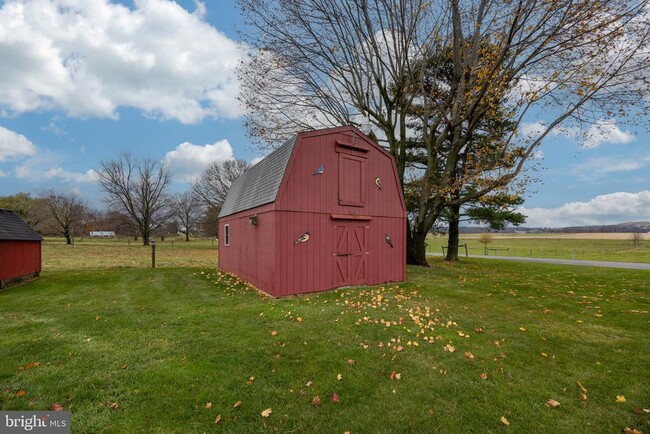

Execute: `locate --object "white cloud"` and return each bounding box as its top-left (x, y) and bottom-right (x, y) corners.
top-left (572, 155), bottom-right (650, 181)
top-left (14, 150), bottom-right (98, 183)
top-left (43, 167), bottom-right (99, 183)
top-left (164, 139), bottom-right (234, 179)
top-left (0, 125), bottom-right (37, 161)
top-left (519, 191), bottom-right (650, 227)
top-left (582, 119), bottom-right (635, 149)
top-left (0, 0), bottom-right (243, 124)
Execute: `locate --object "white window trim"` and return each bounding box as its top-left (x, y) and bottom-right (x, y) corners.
top-left (224, 224), bottom-right (230, 246)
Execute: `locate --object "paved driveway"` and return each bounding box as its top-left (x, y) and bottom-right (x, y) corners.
top-left (427, 253), bottom-right (650, 270)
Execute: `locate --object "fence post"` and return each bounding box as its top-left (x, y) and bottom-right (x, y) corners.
top-left (464, 243), bottom-right (468, 257)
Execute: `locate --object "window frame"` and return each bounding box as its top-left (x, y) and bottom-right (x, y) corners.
top-left (224, 224), bottom-right (230, 246)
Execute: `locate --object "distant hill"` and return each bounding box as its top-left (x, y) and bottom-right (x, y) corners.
top-left (458, 221), bottom-right (650, 234)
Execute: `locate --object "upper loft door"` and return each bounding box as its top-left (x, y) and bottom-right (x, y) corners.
top-left (338, 152), bottom-right (366, 207)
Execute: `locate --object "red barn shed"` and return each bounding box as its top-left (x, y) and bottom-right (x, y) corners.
top-left (218, 126), bottom-right (406, 297)
top-left (0, 209), bottom-right (43, 289)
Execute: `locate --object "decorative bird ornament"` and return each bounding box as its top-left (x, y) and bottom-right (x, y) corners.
top-left (294, 231), bottom-right (311, 245)
top-left (385, 233), bottom-right (394, 248)
top-left (313, 164), bottom-right (325, 175)
top-left (375, 177), bottom-right (382, 190)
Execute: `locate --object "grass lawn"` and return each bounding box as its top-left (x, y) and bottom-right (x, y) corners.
top-left (427, 234), bottom-right (650, 263)
top-left (1, 245), bottom-right (649, 432)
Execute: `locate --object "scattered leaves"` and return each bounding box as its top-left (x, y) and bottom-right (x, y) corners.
top-left (389, 371), bottom-right (401, 380)
top-left (500, 416), bottom-right (510, 426)
top-left (337, 373), bottom-right (342, 381)
top-left (311, 396), bottom-right (322, 407)
top-left (331, 393), bottom-right (340, 403)
top-left (623, 429), bottom-right (642, 434)
top-left (616, 395), bottom-right (626, 403)
top-left (19, 362), bottom-right (39, 371)
top-left (347, 359), bottom-right (355, 366)
top-left (306, 381), bottom-right (313, 387)
top-left (214, 414), bottom-right (222, 424)
top-left (464, 351), bottom-right (474, 360)
top-left (205, 402), bottom-right (212, 409)
top-left (442, 344), bottom-right (455, 353)
top-left (271, 330), bottom-right (278, 336)
top-left (234, 400), bottom-right (241, 408)
top-left (15, 390), bottom-right (27, 397)
top-left (110, 402), bottom-right (119, 410)
top-left (480, 373), bottom-right (488, 380)
top-left (546, 399), bottom-right (561, 408)
top-left (50, 403), bottom-right (63, 411)
top-left (296, 316), bottom-right (303, 322)
top-left (261, 408), bottom-right (272, 417)
top-left (246, 376), bottom-right (255, 385)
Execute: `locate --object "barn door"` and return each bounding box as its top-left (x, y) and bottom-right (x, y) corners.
top-left (335, 225), bottom-right (367, 286)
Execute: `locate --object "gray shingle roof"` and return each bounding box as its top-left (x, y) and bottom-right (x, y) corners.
top-left (218, 136), bottom-right (297, 218)
top-left (0, 209), bottom-right (43, 241)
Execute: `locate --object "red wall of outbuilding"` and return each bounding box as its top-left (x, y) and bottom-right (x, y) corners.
top-left (0, 240), bottom-right (42, 281)
top-left (218, 127), bottom-right (406, 297)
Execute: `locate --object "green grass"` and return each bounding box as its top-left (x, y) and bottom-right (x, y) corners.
top-left (428, 234), bottom-right (650, 263)
top-left (1, 257), bottom-right (649, 432)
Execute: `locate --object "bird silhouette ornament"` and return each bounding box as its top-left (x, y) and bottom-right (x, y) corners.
top-left (375, 177), bottom-right (382, 190)
top-left (313, 164), bottom-right (325, 175)
top-left (385, 234), bottom-right (394, 248)
top-left (294, 231), bottom-right (311, 245)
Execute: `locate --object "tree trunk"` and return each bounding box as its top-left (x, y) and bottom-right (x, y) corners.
top-left (445, 204), bottom-right (461, 261)
top-left (185, 230), bottom-right (189, 242)
top-left (407, 225), bottom-right (430, 266)
top-left (64, 228), bottom-right (72, 245)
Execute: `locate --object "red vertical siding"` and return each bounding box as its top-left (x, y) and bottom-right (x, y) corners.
top-left (218, 126), bottom-right (406, 297)
top-left (0, 240), bottom-right (42, 281)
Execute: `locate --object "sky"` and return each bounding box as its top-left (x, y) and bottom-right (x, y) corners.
top-left (0, 0), bottom-right (648, 228)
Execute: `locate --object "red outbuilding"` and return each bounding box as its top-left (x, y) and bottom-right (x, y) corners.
top-left (218, 126), bottom-right (406, 297)
top-left (0, 209), bottom-right (43, 289)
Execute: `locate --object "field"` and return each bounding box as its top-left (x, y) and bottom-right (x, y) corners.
top-left (1, 240), bottom-right (649, 433)
top-left (428, 232), bottom-right (650, 263)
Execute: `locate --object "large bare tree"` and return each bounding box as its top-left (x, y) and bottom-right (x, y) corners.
top-left (98, 153), bottom-right (174, 246)
top-left (41, 190), bottom-right (87, 245)
top-left (192, 159), bottom-right (251, 211)
top-left (237, 0), bottom-right (649, 265)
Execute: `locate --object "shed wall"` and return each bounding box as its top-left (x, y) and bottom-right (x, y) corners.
top-left (0, 240), bottom-right (42, 281)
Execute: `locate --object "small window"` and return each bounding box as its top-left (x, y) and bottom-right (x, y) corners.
top-left (224, 224), bottom-right (230, 246)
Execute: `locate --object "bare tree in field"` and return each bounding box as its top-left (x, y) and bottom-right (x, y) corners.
top-left (41, 190), bottom-right (87, 245)
top-left (193, 159), bottom-right (251, 211)
top-left (237, 0), bottom-right (650, 265)
top-left (98, 153), bottom-right (174, 246)
top-left (173, 191), bottom-right (201, 241)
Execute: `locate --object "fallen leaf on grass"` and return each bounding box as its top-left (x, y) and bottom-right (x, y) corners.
top-left (50, 403), bottom-right (63, 411)
top-left (480, 373), bottom-right (488, 380)
top-left (577, 382), bottom-right (588, 401)
top-left (205, 402), bottom-right (212, 409)
top-left (311, 396), bottom-right (322, 407)
top-left (246, 376), bottom-right (255, 385)
top-left (442, 344), bottom-right (455, 353)
top-left (337, 373), bottom-right (342, 381)
top-left (347, 359), bottom-right (355, 366)
top-left (500, 416), bottom-right (510, 426)
top-left (464, 352), bottom-right (474, 360)
top-left (261, 408), bottom-right (272, 417)
top-left (271, 330), bottom-right (278, 336)
top-left (19, 362), bottom-right (39, 371)
top-left (296, 316), bottom-right (303, 322)
top-left (234, 400), bottom-right (241, 408)
top-left (616, 395), bottom-right (626, 403)
top-left (474, 327), bottom-right (485, 334)
top-left (15, 390), bottom-right (27, 397)
top-left (546, 399), bottom-right (561, 408)
top-left (214, 414), bottom-right (222, 424)
top-left (518, 326), bottom-right (526, 332)
top-left (623, 428), bottom-right (642, 434)
top-left (389, 371), bottom-right (401, 380)
top-left (306, 381), bottom-right (313, 387)
top-left (110, 402), bottom-right (119, 410)
top-left (331, 393), bottom-right (340, 403)
top-left (95, 315), bottom-right (100, 321)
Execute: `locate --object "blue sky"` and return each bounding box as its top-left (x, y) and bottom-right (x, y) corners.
top-left (0, 0), bottom-right (648, 227)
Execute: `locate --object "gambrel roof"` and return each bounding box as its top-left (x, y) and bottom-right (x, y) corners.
top-left (219, 135), bottom-right (296, 218)
top-left (0, 209), bottom-right (43, 241)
